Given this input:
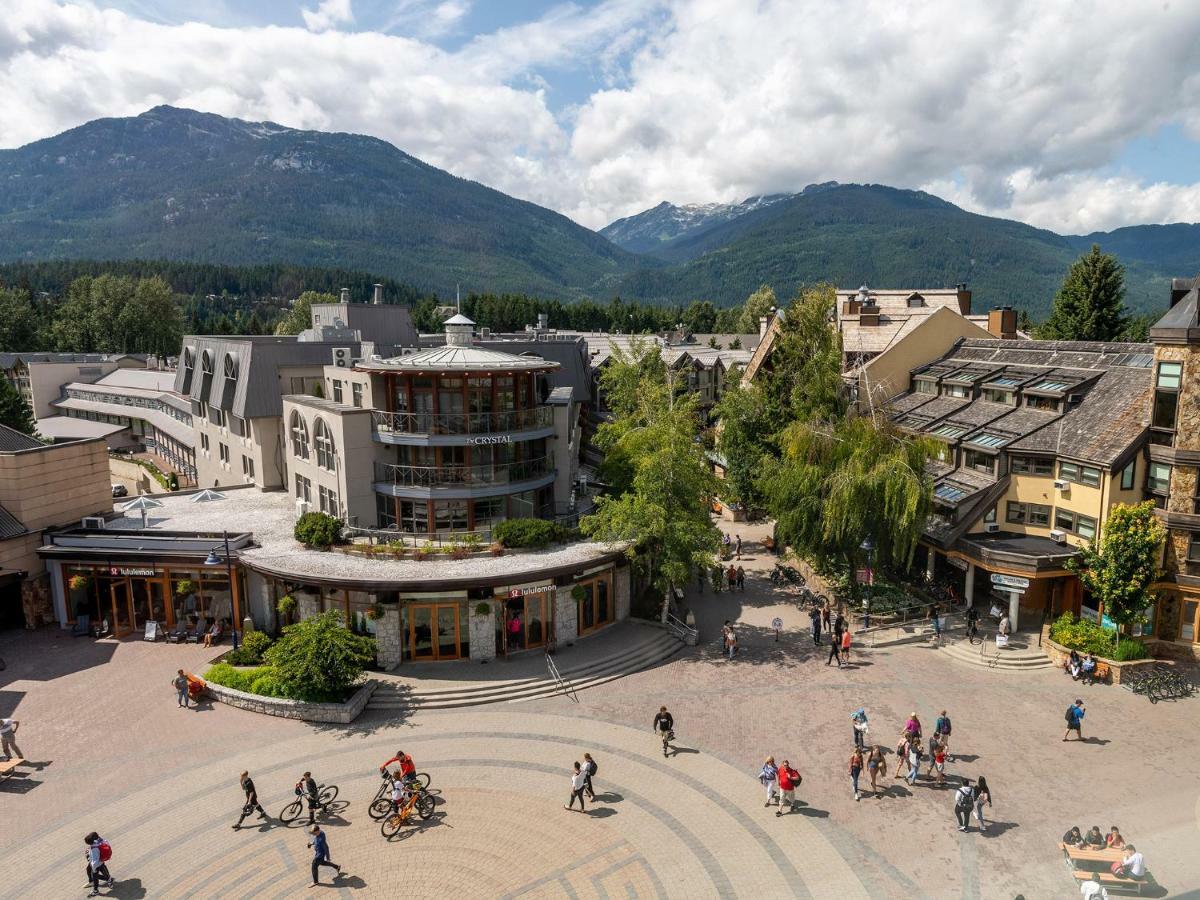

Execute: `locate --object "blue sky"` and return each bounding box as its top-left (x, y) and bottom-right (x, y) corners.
top-left (5, 1), bottom-right (1200, 232)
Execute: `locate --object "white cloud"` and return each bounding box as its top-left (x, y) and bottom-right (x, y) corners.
top-left (301, 0), bottom-right (353, 33)
top-left (4, 0), bottom-right (1200, 233)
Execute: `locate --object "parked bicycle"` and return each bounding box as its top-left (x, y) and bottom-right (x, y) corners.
top-left (770, 564), bottom-right (805, 586)
top-left (280, 783), bottom-right (338, 824)
top-left (1122, 665), bottom-right (1195, 703)
top-left (379, 783), bottom-right (436, 837)
top-left (369, 770), bottom-right (432, 820)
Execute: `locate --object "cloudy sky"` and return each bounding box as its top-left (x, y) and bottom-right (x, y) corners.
top-left (5, 0), bottom-right (1200, 233)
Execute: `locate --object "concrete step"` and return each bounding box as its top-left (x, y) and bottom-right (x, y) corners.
top-left (938, 637), bottom-right (1054, 671)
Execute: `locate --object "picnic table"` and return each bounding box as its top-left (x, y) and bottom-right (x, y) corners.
top-left (1060, 844), bottom-right (1151, 895)
top-left (0, 757), bottom-right (25, 781)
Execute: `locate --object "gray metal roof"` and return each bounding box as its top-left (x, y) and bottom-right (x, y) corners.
top-left (369, 345), bottom-right (560, 372)
top-left (0, 424), bottom-right (44, 452)
top-left (0, 503), bottom-right (26, 540)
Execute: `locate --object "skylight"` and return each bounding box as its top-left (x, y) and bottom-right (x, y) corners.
top-left (1032, 380), bottom-right (1069, 392)
top-left (934, 484), bottom-right (967, 502)
top-left (987, 376), bottom-right (1022, 387)
top-left (971, 433), bottom-right (1007, 448)
top-left (932, 424), bottom-right (966, 438)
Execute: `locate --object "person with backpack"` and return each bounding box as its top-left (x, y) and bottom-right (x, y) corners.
top-left (307, 825), bottom-right (342, 886)
top-left (953, 779), bottom-right (974, 832)
top-left (776, 760), bottom-right (801, 816)
top-left (84, 832), bottom-right (114, 897)
top-left (234, 771), bottom-right (268, 829)
top-left (1064, 699), bottom-right (1086, 741)
top-left (934, 710), bottom-right (953, 760)
top-left (582, 753), bottom-right (598, 800)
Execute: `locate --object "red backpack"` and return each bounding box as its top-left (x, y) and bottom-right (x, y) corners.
top-left (98, 840), bottom-right (112, 862)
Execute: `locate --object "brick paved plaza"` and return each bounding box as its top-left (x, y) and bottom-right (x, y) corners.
top-left (2, 526), bottom-right (1198, 899)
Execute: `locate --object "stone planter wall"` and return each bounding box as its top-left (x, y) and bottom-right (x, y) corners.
top-left (204, 679), bottom-right (377, 724)
top-left (469, 607), bottom-right (496, 662)
top-left (375, 606), bottom-right (402, 670)
top-left (1042, 637), bottom-right (1163, 685)
top-left (1145, 638), bottom-right (1200, 663)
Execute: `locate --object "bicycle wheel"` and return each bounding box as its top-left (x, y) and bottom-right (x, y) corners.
top-left (373, 781), bottom-right (388, 803)
top-left (416, 794), bottom-right (436, 820)
top-left (381, 813), bottom-right (403, 839)
top-left (279, 800), bottom-right (302, 824)
top-left (369, 798), bottom-right (394, 821)
top-left (414, 772), bottom-right (432, 790)
top-left (318, 785), bottom-right (338, 805)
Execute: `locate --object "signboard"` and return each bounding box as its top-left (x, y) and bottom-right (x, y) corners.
top-left (1101, 614), bottom-right (1117, 632)
top-left (111, 567), bottom-right (156, 577)
top-left (1080, 605), bottom-right (1100, 623)
top-left (855, 567), bottom-right (874, 586)
top-left (143, 620), bottom-right (159, 642)
top-left (506, 584), bottom-right (554, 599)
top-left (946, 556), bottom-right (970, 572)
top-left (990, 573), bottom-right (1030, 591)
top-left (468, 434), bottom-right (512, 446)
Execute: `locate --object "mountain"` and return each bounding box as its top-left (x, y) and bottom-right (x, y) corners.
top-left (599, 193), bottom-right (794, 256)
top-left (0, 106), bottom-right (641, 300)
top-left (609, 184), bottom-right (1198, 314)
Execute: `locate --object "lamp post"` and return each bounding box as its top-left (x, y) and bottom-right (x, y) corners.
top-left (204, 530), bottom-right (238, 651)
top-left (859, 536), bottom-right (875, 628)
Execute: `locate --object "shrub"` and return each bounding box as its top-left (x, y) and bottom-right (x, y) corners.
top-left (206, 662), bottom-right (274, 693)
top-left (265, 610), bottom-right (376, 702)
top-left (1113, 638), bottom-right (1149, 662)
top-left (294, 511), bottom-right (342, 548)
top-left (1049, 612), bottom-right (1118, 656)
top-left (474, 602), bottom-right (492, 616)
top-left (493, 518), bottom-right (569, 549)
top-left (226, 630), bottom-right (272, 665)
top-left (248, 671), bottom-right (287, 697)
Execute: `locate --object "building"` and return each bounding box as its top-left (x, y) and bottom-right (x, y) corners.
top-left (0, 426), bottom-right (112, 629)
top-left (0, 352), bottom-right (149, 419)
top-left (888, 338), bottom-right (1154, 631)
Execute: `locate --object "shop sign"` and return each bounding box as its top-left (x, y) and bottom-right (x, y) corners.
top-left (110, 567), bottom-right (155, 577)
top-left (989, 573), bottom-right (1029, 591)
top-left (468, 434), bottom-right (512, 445)
top-left (855, 567), bottom-right (873, 585)
top-left (506, 583), bottom-right (554, 599)
top-left (1101, 614), bottom-right (1117, 632)
top-left (946, 556), bottom-right (970, 572)
top-left (1080, 605), bottom-right (1100, 623)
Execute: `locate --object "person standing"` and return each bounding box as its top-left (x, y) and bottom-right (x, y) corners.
top-left (905, 739), bottom-right (921, 785)
top-left (931, 743), bottom-right (947, 786)
top-left (1064, 699), bottom-right (1086, 742)
top-left (934, 710), bottom-right (953, 760)
top-left (821, 602), bottom-right (831, 633)
top-left (866, 745), bottom-right (885, 796)
top-left (833, 610), bottom-right (845, 640)
top-left (849, 747), bottom-right (864, 801)
top-left (893, 734), bottom-right (910, 779)
top-left (953, 779), bottom-right (974, 832)
top-left (307, 825), bottom-right (341, 887)
top-left (776, 760), bottom-right (800, 816)
top-left (972, 776), bottom-right (992, 831)
top-left (826, 629), bottom-right (841, 667)
top-left (904, 712), bottom-right (922, 743)
top-left (582, 753), bottom-right (598, 800)
top-left (965, 606), bottom-right (979, 644)
top-left (84, 832), bottom-right (113, 897)
top-left (653, 706), bottom-right (674, 757)
top-left (810, 606), bottom-right (822, 646)
top-left (0, 716), bottom-right (22, 760)
top-left (998, 613), bottom-right (1011, 638)
top-left (565, 761), bottom-right (587, 811)
top-left (172, 669), bottom-right (190, 709)
top-left (931, 606), bottom-right (943, 644)
top-left (736, 566), bottom-right (745, 592)
top-left (234, 771), bottom-right (268, 829)
top-left (840, 627), bottom-right (852, 663)
top-left (758, 756), bottom-right (779, 808)
top-left (735, 534), bottom-right (742, 559)
top-left (850, 708), bottom-right (868, 750)
top-left (300, 771), bottom-right (320, 825)
top-left (726, 564), bottom-right (738, 595)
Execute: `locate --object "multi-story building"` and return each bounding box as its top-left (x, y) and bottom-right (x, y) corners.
top-left (0, 352), bottom-right (149, 418)
top-left (888, 338), bottom-right (1154, 631)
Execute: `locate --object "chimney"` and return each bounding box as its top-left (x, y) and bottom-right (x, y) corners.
top-left (956, 282), bottom-right (972, 315)
top-left (537, 312), bottom-right (549, 331)
top-left (759, 315), bottom-right (771, 338)
top-left (372, 284), bottom-right (383, 305)
top-left (987, 306), bottom-right (1018, 340)
top-left (339, 287), bottom-right (350, 304)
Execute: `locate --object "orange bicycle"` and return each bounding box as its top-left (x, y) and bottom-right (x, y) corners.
top-left (379, 783), bottom-right (435, 837)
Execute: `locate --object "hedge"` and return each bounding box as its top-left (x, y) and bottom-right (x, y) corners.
top-left (1049, 612), bottom-right (1118, 656)
top-left (294, 511), bottom-right (342, 548)
top-left (492, 518), bottom-right (570, 549)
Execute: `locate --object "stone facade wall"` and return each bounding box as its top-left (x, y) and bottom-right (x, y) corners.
top-left (375, 606), bottom-right (402, 670)
top-left (1166, 464), bottom-right (1198, 514)
top-left (615, 565), bottom-right (631, 622)
top-left (469, 604), bottom-right (496, 662)
top-left (1041, 637), bottom-right (1159, 685)
top-left (554, 586), bottom-right (578, 646)
top-left (20, 574), bottom-right (52, 629)
top-left (296, 592), bottom-right (321, 621)
top-left (204, 679), bottom-right (377, 723)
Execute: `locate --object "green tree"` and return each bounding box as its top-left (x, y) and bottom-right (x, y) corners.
top-left (0, 287), bottom-right (39, 351)
top-left (682, 300), bottom-right (717, 333)
top-left (594, 337), bottom-right (668, 495)
top-left (1067, 501), bottom-right (1164, 633)
top-left (275, 290), bottom-right (336, 335)
top-left (0, 377), bottom-right (37, 436)
top-left (1038, 245), bottom-right (1128, 341)
top-left (264, 610), bottom-right (376, 702)
top-left (762, 283), bottom-right (845, 423)
top-left (51, 276), bottom-right (102, 352)
top-left (713, 374), bottom-right (773, 508)
top-left (736, 284), bottom-right (777, 334)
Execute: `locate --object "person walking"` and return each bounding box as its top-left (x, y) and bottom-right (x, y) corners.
top-left (735, 534), bottom-right (742, 560)
top-left (821, 602), bottom-right (831, 633)
top-left (1063, 699), bottom-right (1086, 741)
top-left (840, 627), bottom-right (852, 662)
top-left (850, 708), bottom-right (868, 750)
top-left (965, 606), bottom-right (979, 644)
top-left (172, 669), bottom-right (190, 709)
top-left (582, 753), bottom-right (597, 800)
top-left (849, 747), bottom-right (864, 801)
top-left (972, 776), bottom-right (992, 832)
top-left (931, 605), bottom-right (943, 644)
top-left (776, 760), bottom-right (800, 816)
top-left (904, 712), bottom-right (923, 743)
top-left (934, 710), bottom-right (953, 760)
top-left (726, 564), bottom-right (738, 595)
top-left (810, 606), bottom-right (822, 646)
top-left (307, 825), bottom-right (341, 887)
top-left (758, 756), bottom-right (779, 808)
top-left (953, 779), bottom-right (974, 832)
top-left (234, 771), bottom-right (268, 829)
top-left (833, 610), bottom-right (846, 640)
top-left (84, 832), bottom-right (113, 897)
top-left (893, 734), bottom-right (910, 779)
top-left (826, 630), bottom-right (842, 667)
top-left (905, 739), bottom-right (922, 785)
top-left (0, 716), bottom-right (22, 760)
top-left (565, 761), bottom-right (587, 811)
top-left (931, 743), bottom-right (947, 786)
top-left (866, 745), bottom-right (885, 796)
top-left (736, 565), bottom-right (745, 591)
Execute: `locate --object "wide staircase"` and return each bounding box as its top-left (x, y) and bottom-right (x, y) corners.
top-left (367, 622), bottom-right (687, 712)
top-left (937, 633), bottom-right (1055, 672)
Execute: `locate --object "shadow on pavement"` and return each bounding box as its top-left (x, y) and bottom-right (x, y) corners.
top-left (585, 807), bottom-right (617, 818)
top-left (110, 878), bottom-right (148, 899)
top-left (332, 874), bottom-right (368, 890)
top-left (977, 821), bottom-right (1019, 838)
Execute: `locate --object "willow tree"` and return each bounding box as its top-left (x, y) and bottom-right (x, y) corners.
top-left (761, 282), bottom-right (845, 423)
top-left (764, 415), bottom-right (936, 586)
top-left (713, 373), bottom-right (773, 509)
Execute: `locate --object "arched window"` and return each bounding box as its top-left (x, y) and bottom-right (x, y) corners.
top-left (290, 411), bottom-right (310, 459)
top-left (182, 347), bottom-right (194, 370)
top-left (223, 352), bottom-right (238, 379)
top-left (314, 418), bottom-right (336, 471)
top-left (201, 350), bottom-right (213, 376)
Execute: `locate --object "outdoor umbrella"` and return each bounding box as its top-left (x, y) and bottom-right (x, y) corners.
top-left (121, 494), bottom-right (164, 528)
top-left (190, 489), bottom-right (227, 503)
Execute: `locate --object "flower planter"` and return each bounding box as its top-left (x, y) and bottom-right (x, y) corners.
top-left (1042, 636), bottom-right (1162, 685)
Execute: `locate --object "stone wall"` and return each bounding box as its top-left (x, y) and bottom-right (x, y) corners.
top-left (204, 679), bottom-right (377, 723)
top-left (615, 566), bottom-right (631, 622)
top-left (1042, 636), bottom-right (1160, 685)
top-left (375, 605), bottom-right (402, 670)
top-left (469, 604), bottom-right (496, 662)
top-left (20, 574), bottom-right (52, 629)
top-left (296, 592), bottom-right (321, 621)
top-left (555, 586), bottom-right (578, 646)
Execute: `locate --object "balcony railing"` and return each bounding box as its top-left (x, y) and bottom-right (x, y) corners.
top-left (374, 455), bottom-right (554, 488)
top-left (371, 405), bottom-right (553, 437)
top-left (345, 500), bottom-right (594, 547)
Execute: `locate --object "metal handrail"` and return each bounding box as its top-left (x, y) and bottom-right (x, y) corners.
top-left (665, 612), bottom-right (698, 644)
top-left (342, 501), bottom-right (593, 548)
top-left (372, 406), bottom-right (554, 437)
top-left (374, 455), bottom-right (554, 487)
top-left (545, 650), bottom-right (578, 702)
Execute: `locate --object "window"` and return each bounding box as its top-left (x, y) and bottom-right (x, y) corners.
top-left (1026, 395), bottom-right (1058, 411)
top-left (352, 383), bottom-right (363, 408)
top-left (1007, 501), bottom-right (1050, 526)
top-left (295, 474), bottom-right (311, 503)
top-left (1011, 456), bottom-right (1053, 476)
top-left (1156, 361), bottom-right (1183, 389)
top-left (242, 455), bottom-right (255, 480)
top-left (934, 484), bottom-right (967, 502)
top-left (1032, 380), bottom-right (1069, 392)
top-left (970, 433), bottom-right (1007, 448)
top-left (332, 380), bottom-right (343, 404)
top-left (290, 411), bottom-right (310, 459)
top-left (1188, 535), bottom-right (1200, 562)
top-left (984, 506), bottom-right (997, 523)
top-left (1148, 462), bottom-right (1171, 494)
top-left (223, 353), bottom-right (238, 379)
top-left (218, 442), bottom-right (229, 464)
top-left (1058, 461), bottom-right (1101, 488)
top-left (200, 433), bottom-right (210, 453)
top-left (914, 379), bottom-right (937, 395)
top-left (931, 424), bottom-right (966, 438)
top-left (981, 388), bottom-right (1015, 405)
top-left (1120, 460), bottom-right (1135, 491)
top-left (201, 350), bottom-right (213, 376)
top-left (473, 496), bottom-right (505, 525)
top-left (942, 384), bottom-right (969, 399)
top-left (318, 485), bottom-right (339, 516)
top-left (1152, 361), bottom-right (1182, 445)
top-left (314, 418), bottom-right (336, 471)
top-left (963, 449), bottom-right (994, 474)
top-left (1055, 509), bottom-right (1097, 540)
top-left (209, 406), bottom-right (225, 428)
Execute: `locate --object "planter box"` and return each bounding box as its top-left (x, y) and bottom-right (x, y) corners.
top-left (204, 679), bottom-right (377, 723)
top-left (1042, 638), bottom-right (1162, 685)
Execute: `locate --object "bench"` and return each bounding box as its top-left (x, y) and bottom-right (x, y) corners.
top-left (1071, 869), bottom-right (1151, 896)
top-left (1093, 661), bottom-right (1111, 683)
top-left (0, 758), bottom-right (24, 781)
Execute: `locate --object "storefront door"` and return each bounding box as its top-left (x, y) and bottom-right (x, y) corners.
top-left (576, 574), bottom-right (612, 635)
top-left (109, 582), bottom-right (133, 636)
top-left (409, 604), bottom-right (462, 660)
top-left (524, 593), bottom-right (549, 648)
top-left (1181, 599), bottom-right (1199, 643)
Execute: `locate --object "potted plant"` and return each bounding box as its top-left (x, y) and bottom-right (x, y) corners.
top-left (276, 594), bottom-right (297, 620)
top-left (571, 584), bottom-right (586, 602)
top-left (174, 578), bottom-right (197, 596)
top-left (489, 541), bottom-right (505, 558)
top-left (366, 603), bottom-right (385, 621)
top-left (69, 574), bottom-right (92, 593)
top-left (474, 601), bottom-right (491, 617)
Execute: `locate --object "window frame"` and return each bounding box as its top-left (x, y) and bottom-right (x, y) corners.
top-left (1120, 460), bottom-right (1135, 491)
top-left (314, 418), bottom-right (337, 472)
top-left (290, 411), bottom-right (310, 459)
top-left (1147, 461), bottom-right (1171, 494)
top-left (1011, 456), bottom-right (1053, 477)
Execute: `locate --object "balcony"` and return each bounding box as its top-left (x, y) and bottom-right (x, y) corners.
top-left (374, 455), bottom-right (556, 499)
top-left (370, 406), bottom-right (555, 446)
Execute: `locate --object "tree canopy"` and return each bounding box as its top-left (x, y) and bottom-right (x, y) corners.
top-left (275, 290), bottom-right (337, 335)
top-left (1038, 245), bottom-right (1128, 341)
top-left (1068, 501), bottom-right (1164, 632)
top-left (0, 377), bottom-right (37, 437)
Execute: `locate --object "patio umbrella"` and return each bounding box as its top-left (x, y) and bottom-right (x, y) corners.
top-left (190, 489), bottom-right (227, 503)
top-left (121, 494), bottom-right (164, 528)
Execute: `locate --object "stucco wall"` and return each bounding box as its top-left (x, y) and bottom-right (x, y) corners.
top-left (0, 438), bottom-right (112, 529)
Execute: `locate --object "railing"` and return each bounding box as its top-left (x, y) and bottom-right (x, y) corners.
top-left (342, 501), bottom-right (594, 548)
top-left (854, 602), bottom-right (961, 648)
top-left (374, 455), bottom-right (554, 488)
top-left (371, 406), bottom-right (554, 437)
top-left (545, 650), bottom-right (578, 702)
top-left (665, 612), bottom-right (698, 645)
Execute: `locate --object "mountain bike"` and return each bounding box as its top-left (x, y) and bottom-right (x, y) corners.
top-left (369, 771), bottom-right (432, 820)
top-left (279, 783), bottom-right (338, 823)
top-left (380, 784), bottom-right (436, 837)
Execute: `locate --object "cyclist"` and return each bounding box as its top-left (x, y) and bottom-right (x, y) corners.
top-left (297, 771), bottom-right (320, 824)
top-left (653, 706), bottom-right (674, 757)
top-left (379, 750), bottom-right (418, 787)
top-left (388, 770), bottom-right (410, 814)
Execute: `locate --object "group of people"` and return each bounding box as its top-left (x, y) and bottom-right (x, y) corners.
top-left (1063, 825), bottom-right (1146, 889)
top-left (810, 603), bottom-right (852, 666)
top-left (720, 532), bottom-right (743, 560)
top-left (757, 756), bottom-right (804, 815)
top-left (565, 753), bottom-right (599, 811)
top-left (1066, 649), bottom-right (1100, 684)
top-left (707, 563), bottom-right (746, 593)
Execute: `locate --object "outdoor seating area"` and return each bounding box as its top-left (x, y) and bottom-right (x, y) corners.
top-left (1060, 828), bottom-right (1153, 895)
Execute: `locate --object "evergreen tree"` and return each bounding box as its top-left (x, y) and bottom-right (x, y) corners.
top-left (1038, 245), bottom-right (1128, 341)
top-left (0, 287), bottom-right (39, 351)
top-left (736, 284), bottom-right (777, 334)
top-left (0, 377), bottom-right (37, 436)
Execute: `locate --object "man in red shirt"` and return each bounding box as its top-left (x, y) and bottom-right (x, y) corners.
top-left (776, 760), bottom-right (801, 816)
top-left (379, 750), bottom-right (417, 784)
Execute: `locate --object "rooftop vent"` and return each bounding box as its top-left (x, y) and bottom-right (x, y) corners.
top-left (339, 287), bottom-right (350, 303)
top-left (372, 284), bottom-right (383, 305)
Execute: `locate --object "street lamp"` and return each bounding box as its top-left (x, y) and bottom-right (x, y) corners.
top-left (204, 530), bottom-right (239, 651)
top-left (859, 536), bottom-right (875, 628)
